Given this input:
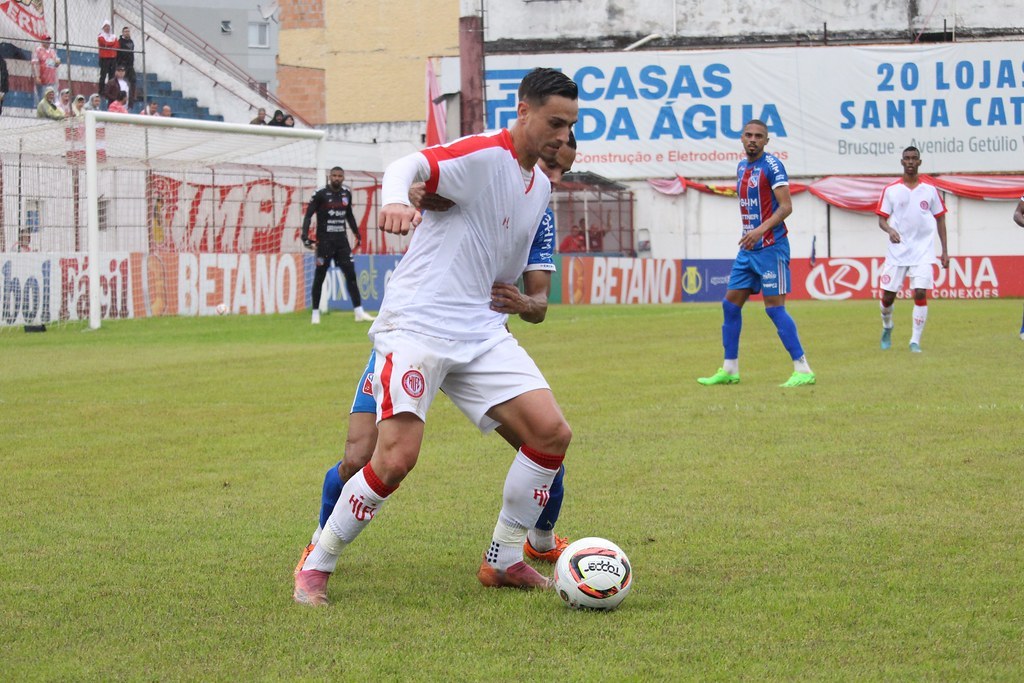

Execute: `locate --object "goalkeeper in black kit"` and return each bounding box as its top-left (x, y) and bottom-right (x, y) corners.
top-left (302, 166), bottom-right (375, 323)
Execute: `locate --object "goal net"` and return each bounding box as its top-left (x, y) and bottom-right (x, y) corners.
top-left (0, 112), bottom-right (326, 329)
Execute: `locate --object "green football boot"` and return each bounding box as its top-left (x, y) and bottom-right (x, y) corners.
top-left (697, 368), bottom-right (740, 386)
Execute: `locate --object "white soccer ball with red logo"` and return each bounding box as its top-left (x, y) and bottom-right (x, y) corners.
top-left (554, 537), bottom-right (632, 610)
top-left (216, 302), bottom-right (228, 315)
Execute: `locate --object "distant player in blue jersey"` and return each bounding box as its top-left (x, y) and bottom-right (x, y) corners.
top-left (1013, 194), bottom-right (1024, 340)
top-left (698, 119), bottom-right (815, 388)
top-left (294, 136), bottom-right (578, 589)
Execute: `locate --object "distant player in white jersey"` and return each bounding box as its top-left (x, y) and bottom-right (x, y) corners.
top-left (294, 68), bottom-right (579, 606)
top-left (875, 146), bottom-right (949, 352)
top-left (1013, 194), bottom-right (1024, 340)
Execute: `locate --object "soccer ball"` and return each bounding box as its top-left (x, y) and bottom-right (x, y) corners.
top-left (554, 537), bottom-right (632, 610)
top-left (216, 302), bottom-right (228, 315)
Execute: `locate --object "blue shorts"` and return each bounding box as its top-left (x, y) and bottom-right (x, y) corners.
top-left (727, 242), bottom-right (791, 296)
top-left (350, 350), bottom-right (377, 414)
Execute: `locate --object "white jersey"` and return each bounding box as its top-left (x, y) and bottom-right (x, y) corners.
top-left (875, 180), bottom-right (947, 266)
top-left (372, 129), bottom-right (552, 341)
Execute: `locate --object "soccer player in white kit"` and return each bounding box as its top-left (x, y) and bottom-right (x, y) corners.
top-left (875, 146), bottom-right (949, 352)
top-left (294, 68), bottom-right (579, 605)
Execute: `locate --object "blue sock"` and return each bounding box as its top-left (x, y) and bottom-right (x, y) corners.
top-left (722, 300), bottom-right (742, 360)
top-left (765, 305), bottom-right (805, 360)
top-left (318, 461), bottom-right (344, 528)
top-left (1020, 304), bottom-right (1023, 333)
top-left (534, 465), bottom-right (565, 531)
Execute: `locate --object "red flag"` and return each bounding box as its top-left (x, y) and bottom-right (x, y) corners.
top-left (425, 59), bottom-right (447, 147)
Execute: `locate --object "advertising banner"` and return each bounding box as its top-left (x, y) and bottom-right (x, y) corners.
top-left (2, 254), bottom-right (57, 326)
top-left (680, 259), bottom-right (733, 303)
top-left (309, 254), bottom-right (401, 311)
top-left (561, 255), bottom-right (682, 305)
top-left (791, 256), bottom-right (1024, 300)
top-left (484, 43), bottom-right (1024, 179)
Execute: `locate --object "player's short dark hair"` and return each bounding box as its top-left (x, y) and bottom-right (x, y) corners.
top-left (744, 119), bottom-right (768, 132)
top-left (902, 146), bottom-right (920, 155)
top-left (330, 166), bottom-right (345, 173)
top-left (518, 68), bottom-right (577, 106)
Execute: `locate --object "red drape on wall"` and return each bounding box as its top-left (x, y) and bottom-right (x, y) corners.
top-left (649, 175), bottom-right (1024, 212)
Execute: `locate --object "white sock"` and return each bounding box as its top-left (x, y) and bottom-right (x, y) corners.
top-left (303, 525), bottom-right (346, 573)
top-left (527, 528), bottom-right (555, 552)
top-left (487, 519), bottom-right (528, 570)
top-left (911, 302), bottom-right (928, 344)
top-left (301, 465), bottom-right (394, 573)
top-left (310, 525), bottom-right (322, 546)
top-left (793, 355), bottom-right (812, 374)
top-left (487, 448), bottom-right (562, 570)
top-left (354, 305), bottom-right (365, 315)
top-left (880, 302), bottom-right (894, 329)
top-left (723, 358), bottom-right (739, 375)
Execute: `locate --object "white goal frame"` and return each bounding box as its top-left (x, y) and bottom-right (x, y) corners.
top-left (82, 111), bottom-right (326, 329)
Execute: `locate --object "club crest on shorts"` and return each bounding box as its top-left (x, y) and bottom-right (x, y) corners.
top-left (402, 370), bottom-right (425, 398)
top-left (361, 373), bottom-right (374, 396)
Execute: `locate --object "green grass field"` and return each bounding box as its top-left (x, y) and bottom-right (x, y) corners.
top-left (2, 300), bottom-right (1022, 681)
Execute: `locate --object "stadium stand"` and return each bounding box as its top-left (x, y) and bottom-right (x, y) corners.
top-left (2, 45), bottom-right (222, 121)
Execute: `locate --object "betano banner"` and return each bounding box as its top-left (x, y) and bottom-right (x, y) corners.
top-left (484, 43), bottom-right (1024, 179)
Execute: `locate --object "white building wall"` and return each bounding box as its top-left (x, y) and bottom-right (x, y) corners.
top-left (476, 0), bottom-right (1019, 43)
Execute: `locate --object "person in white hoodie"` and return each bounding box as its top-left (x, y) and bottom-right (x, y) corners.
top-left (97, 20), bottom-right (119, 95)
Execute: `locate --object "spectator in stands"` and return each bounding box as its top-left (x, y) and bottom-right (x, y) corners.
top-left (36, 87), bottom-right (65, 120)
top-left (141, 100), bottom-right (160, 116)
top-left (267, 109), bottom-right (285, 126)
top-left (108, 90), bottom-right (129, 114)
top-left (103, 65), bottom-right (134, 106)
top-left (559, 224), bottom-right (586, 253)
top-left (283, 114), bottom-right (296, 127)
top-left (32, 36), bottom-right (61, 103)
top-left (84, 93), bottom-right (102, 111)
top-left (250, 107), bottom-right (267, 124)
top-left (57, 88), bottom-right (72, 116)
top-left (71, 94), bottom-right (87, 117)
top-left (0, 51), bottom-right (8, 116)
top-left (98, 21), bottom-right (118, 95)
top-left (116, 26), bottom-right (136, 91)
top-left (161, 104), bottom-right (173, 118)
top-left (586, 220), bottom-right (611, 253)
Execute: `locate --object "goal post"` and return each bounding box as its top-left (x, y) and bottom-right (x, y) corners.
top-left (82, 111), bottom-right (326, 329)
top-left (1, 114), bottom-right (393, 332)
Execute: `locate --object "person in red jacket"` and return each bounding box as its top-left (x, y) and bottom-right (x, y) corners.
top-left (97, 21), bottom-right (119, 96)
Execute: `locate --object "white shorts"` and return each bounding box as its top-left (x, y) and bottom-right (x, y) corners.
top-left (371, 329), bottom-right (550, 433)
top-left (879, 262), bottom-right (934, 292)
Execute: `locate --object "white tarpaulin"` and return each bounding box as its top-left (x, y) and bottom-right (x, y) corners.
top-left (482, 43), bottom-right (1024, 179)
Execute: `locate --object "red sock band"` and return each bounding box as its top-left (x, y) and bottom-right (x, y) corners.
top-left (914, 296), bottom-right (927, 306)
top-left (520, 445), bottom-right (565, 471)
top-left (362, 462), bottom-right (398, 498)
